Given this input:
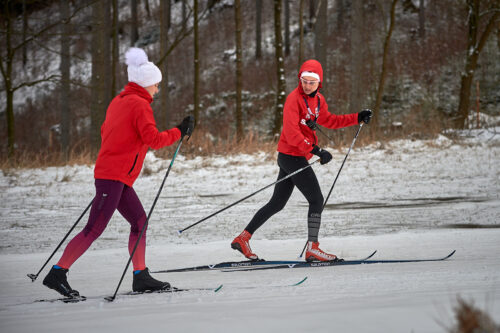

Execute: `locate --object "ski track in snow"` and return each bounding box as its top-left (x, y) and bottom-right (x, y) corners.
top-left (1, 131), bottom-right (499, 332)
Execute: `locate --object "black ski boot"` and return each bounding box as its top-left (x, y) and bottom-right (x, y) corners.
top-left (43, 266), bottom-right (80, 298)
top-left (132, 268), bottom-right (171, 292)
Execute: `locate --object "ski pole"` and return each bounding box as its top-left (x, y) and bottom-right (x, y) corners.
top-left (299, 123), bottom-right (364, 258)
top-left (178, 159), bottom-right (321, 234)
top-left (105, 131), bottom-right (189, 302)
top-left (27, 199), bottom-right (93, 282)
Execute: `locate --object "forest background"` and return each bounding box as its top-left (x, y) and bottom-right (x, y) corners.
top-left (1, 0), bottom-right (499, 167)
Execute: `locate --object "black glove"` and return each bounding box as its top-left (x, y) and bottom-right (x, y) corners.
top-left (358, 109), bottom-right (373, 124)
top-left (306, 119), bottom-right (317, 130)
top-left (176, 115), bottom-right (195, 137)
top-left (311, 145), bottom-right (332, 165)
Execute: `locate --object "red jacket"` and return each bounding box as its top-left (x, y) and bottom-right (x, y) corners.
top-left (94, 82), bottom-right (181, 186)
top-left (277, 60), bottom-right (359, 159)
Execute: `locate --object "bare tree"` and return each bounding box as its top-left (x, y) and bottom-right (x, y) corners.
top-left (309, 0), bottom-right (315, 30)
top-left (314, 0), bottom-right (327, 91)
top-left (193, 0), bottom-right (200, 125)
top-left (256, 0), bottom-right (262, 59)
top-left (160, 0), bottom-right (171, 129)
top-left (60, 0), bottom-right (71, 161)
top-left (130, 0), bottom-right (139, 46)
top-left (337, 0), bottom-right (345, 32)
top-left (298, 0), bottom-right (305, 68)
top-left (90, 0), bottom-right (111, 154)
top-left (349, 0), bottom-right (364, 114)
top-left (111, 0), bottom-right (119, 97)
top-left (456, 0), bottom-right (499, 128)
top-left (373, 0), bottom-right (398, 129)
top-left (418, 0), bottom-right (425, 39)
top-left (0, 1), bottom-right (89, 158)
top-left (235, 0), bottom-right (244, 141)
top-left (182, 0), bottom-right (187, 33)
top-left (22, 0), bottom-right (28, 66)
top-left (284, 0), bottom-right (290, 56)
top-left (143, 0), bottom-right (151, 18)
top-left (272, 0), bottom-right (287, 136)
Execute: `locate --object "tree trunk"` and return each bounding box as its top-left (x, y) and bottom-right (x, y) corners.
top-left (143, 0), bottom-right (150, 17)
top-left (456, 0), bottom-right (499, 128)
top-left (337, 0), bottom-right (345, 32)
top-left (60, 0), bottom-right (71, 161)
top-left (182, 0), bottom-right (187, 33)
top-left (22, 0), bottom-right (28, 67)
top-left (111, 0), bottom-right (119, 97)
top-left (314, 0), bottom-right (327, 91)
top-left (349, 0), bottom-right (364, 114)
top-left (272, 0), bottom-right (286, 136)
top-left (373, 0), bottom-right (398, 129)
top-left (2, 2), bottom-right (15, 158)
top-left (235, 0), bottom-right (244, 141)
top-left (255, 0), bottom-right (262, 59)
top-left (193, 0), bottom-right (200, 125)
top-left (308, 0), bottom-right (315, 30)
top-left (284, 0), bottom-right (290, 56)
top-left (298, 0), bottom-right (304, 68)
top-left (160, 0), bottom-right (171, 129)
top-left (90, 0), bottom-right (111, 154)
top-left (130, 0), bottom-right (139, 46)
top-left (418, 0), bottom-right (425, 39)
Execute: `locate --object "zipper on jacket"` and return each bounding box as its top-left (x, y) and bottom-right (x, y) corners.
top-left (128, 154), bottom-right (139, 175)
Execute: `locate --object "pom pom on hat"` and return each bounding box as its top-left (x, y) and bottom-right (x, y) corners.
top-left (125, 47), bottom-right (162, 88)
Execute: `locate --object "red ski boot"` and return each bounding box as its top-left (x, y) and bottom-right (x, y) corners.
top-left (305, 241), bottom-right (337, 262)
top-left (231, 230), bottom-right (258, 260)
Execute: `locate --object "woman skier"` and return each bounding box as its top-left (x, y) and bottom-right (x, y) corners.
top-left (231, 59), bottom-right (372, 262)
top-left (43, 48), bottom-right (194, 297)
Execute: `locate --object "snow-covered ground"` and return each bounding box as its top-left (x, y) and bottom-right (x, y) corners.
top-left (1, 128), bottom-right (499, 332)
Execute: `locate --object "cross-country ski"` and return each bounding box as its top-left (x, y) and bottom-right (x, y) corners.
top-left (2, 2), bottom-right (500, 332)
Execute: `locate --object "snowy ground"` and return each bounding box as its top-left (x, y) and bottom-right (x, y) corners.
top-left (1, 128), bottom-right (499, 332)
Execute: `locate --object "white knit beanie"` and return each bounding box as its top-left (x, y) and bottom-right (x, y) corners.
top-left (125, 48), bottom-right (162, 87)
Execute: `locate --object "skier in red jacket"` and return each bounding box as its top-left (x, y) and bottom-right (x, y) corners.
top-left (231, 59), bottom-right (372, 262)
top-left (43, 48), bottom-right (194, 297)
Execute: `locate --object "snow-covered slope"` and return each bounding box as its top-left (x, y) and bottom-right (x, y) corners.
top-left (1, 129), bottom-right (499, 332)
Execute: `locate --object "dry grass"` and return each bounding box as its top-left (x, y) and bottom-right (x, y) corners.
top-left (154, 127), bottom-right (278, 160)
top-left (0, 118), bottom-right (452, 171)
top-left (446, 296), bottom-right (499, 333)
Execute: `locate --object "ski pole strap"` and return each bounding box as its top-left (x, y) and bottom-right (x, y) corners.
top-left (178, 159), bottom-right (321, 234)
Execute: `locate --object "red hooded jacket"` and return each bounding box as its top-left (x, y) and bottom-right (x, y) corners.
top-left (94, 82), bottom-right (181, 186)
top-left (277, 59), bottom-right (359, 159)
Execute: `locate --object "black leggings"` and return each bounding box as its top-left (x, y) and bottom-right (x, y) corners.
top-left (245, 153), bottom-right (323, 242)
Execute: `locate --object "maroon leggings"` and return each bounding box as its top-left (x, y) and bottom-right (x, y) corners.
top-left (57, 179), bottom-right (147, 270)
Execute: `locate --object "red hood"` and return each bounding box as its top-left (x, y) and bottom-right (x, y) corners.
top-left (119, 82), bottom-right (153, 104)
top-left (297, 59), bottom-right (323, 95)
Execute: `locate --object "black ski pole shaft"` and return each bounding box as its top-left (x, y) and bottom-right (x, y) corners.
top-left (105, 135), bottom-right (186, 302)
top-left (299, 123), bottom-right (364, 258)
top-left (27, 199), bottom-right (93, 282)
top-left (178, 159), bottom-right (321, 234)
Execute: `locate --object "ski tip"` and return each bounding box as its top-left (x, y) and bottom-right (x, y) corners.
top-left (214, 284), bottom-right (223, 292)
top-left (292, 277), bottom-right (308, 286)
top-left (446, 250), bottom-right (456, 259)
